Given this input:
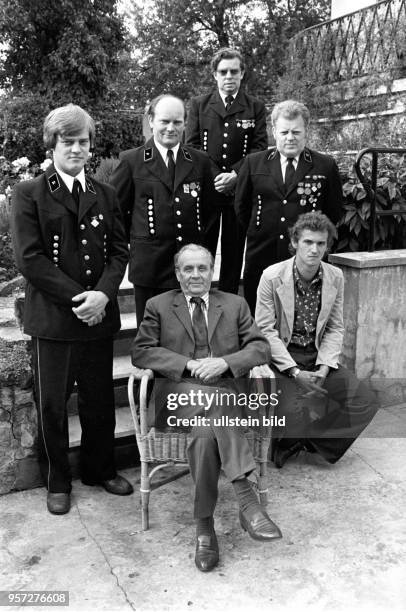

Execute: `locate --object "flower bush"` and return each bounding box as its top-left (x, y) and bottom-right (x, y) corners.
top-left (0, 155), bottom-right (49, 282)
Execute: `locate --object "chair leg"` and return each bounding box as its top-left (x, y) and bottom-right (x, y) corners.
top-left (140, 462), bottom-right (150, 531)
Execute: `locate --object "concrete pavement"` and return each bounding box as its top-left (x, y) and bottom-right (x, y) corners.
top-left (1, 405), bottom-right (406, 612)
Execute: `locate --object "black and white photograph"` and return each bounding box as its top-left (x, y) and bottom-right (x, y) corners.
top-left (0, 1), bottom-right (405, 611)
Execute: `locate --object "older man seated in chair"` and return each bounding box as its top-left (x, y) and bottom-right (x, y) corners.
top-left (255, 211), bottom-right (377, 468)
top-left (132, 243), bottom-right (282, 572)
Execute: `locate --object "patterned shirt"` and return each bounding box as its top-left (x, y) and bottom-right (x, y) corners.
top-left (290, 261), bottom-right (323, 349)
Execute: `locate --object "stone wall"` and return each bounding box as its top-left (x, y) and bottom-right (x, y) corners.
top-left (329, 250), bottom-right (406, 406)
top-left (0, 296), bottom-right (40, 494)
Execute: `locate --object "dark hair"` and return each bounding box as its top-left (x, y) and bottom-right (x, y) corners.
top-left (210, 47), bottom-right (245, 73)
top-left (146, 94), bottom-right (187, 121)
top-left (174, 244), bottom-right (214, 269)
top-left (43, 103), bottom-right (95, 149)
top-left (271, 100), bottom-right (310, 128)
top-left (289, 211), bottom-right (338, 251)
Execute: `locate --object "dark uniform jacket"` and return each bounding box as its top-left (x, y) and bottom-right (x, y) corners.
top-left (185, 89), bottom-right (268, 205)
top-left (235, 147), bottom-right (343, 275)
top-left (110, 139), bottom-right (216, 289)
top-left (11, 164), bottom-right (128, 340)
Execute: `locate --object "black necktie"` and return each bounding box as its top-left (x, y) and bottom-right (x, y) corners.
top-left (284, 158), bottom-right (295, 192)
top-left (190, 297), bottom-right (209, 359)
top-left (167, 149), bottom-right (176, 188)
top-left (225, 95), bottom-right (234, 111)
top-left (72, 178), bottom-right (82, 207)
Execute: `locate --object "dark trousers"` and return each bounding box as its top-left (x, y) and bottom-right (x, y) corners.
top-left (32, 336), bottom-right (116, 493)
top-left (244, 241), bottom-right (279, 316)
top-left (205, 203), bottom-right (245, 294)
top-left (151, 379), bottom-right (256, 518)
top-left (244, 269), bottom-right (263, 316)
top-left (274, 347), bottom-right (378, 463)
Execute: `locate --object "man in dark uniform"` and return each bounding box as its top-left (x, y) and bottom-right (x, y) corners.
top-left (110, 94), bottom-right (215, 325)
top-left (235, 99), bottom-right (343, 314)
top-left (186, 47), bottom-right (268, 294)
top-left (11, 104), bottom-right (133, 515)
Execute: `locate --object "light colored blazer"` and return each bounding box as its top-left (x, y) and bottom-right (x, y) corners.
top-left (255, 257), bottom-right (344, 372)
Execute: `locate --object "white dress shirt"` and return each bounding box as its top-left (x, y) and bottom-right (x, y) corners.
top-left (54, 164), bottom-right (86, 193)
top-left (154, 140), bottom-right (180, 166)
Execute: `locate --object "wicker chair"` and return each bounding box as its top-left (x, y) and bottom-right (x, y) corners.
top-left (128, 366), bottom-right (276, 530)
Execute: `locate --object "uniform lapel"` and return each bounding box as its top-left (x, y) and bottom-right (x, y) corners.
top-left (143, 139), bottom-right (173, 192)
top-left (225, 89), bottom-right (246, 116)
top-left (173, 146), bottom-right (193, 191)
top-left (78, 177), bottom-right (98, 222)
top-left (45, 165), bottom-right (77, 215)
top-left (266, 150), bottom-right (285, 198)
top-left (285, 148), bottom-right (313, 197)
top-left (209, 90), bottom-right (227, 119)
top-left (173, 292), bottom-right (194, 342)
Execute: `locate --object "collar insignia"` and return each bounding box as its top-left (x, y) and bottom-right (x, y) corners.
top-left (85, 178), bottom-right (96, 194)
top-left (48, 173), bottom-right (61, 193)
top-left (304, 149), bottom-right (312, 163)
top-left (144, 148), bottom-right (153, 162)
top-left (182, 148), bottom-right (192, 162)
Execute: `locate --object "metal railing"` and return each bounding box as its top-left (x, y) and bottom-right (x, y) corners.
top-left (354, 147), bottom-right (406, 250)
top-left (289, 0), bottom-right (406, 84)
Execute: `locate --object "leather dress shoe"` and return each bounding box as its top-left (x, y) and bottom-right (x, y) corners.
top-left (47, 492), bottom-right (70, 515)
top-left (101, 475), bottom-right (133, 496)
top-left (195, 529), bottom-right (219, 572)
top-left (273, 440), bottom-right (305, 469)
top-left (239, 506), bottom-right (282, 541)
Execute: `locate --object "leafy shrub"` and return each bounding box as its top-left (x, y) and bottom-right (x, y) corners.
top-left (336, 152), bottom-right (406, 251)
top-left (92, 157), bottom-right (120, 183)
top-left (0, 93), bottom-right (144, 165)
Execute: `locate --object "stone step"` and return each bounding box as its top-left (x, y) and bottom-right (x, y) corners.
top-left (114, 312), bottom-right (137, 356)
top-left (117, 267), bottom-right (134, 314)
top-left (69, 405), bottom-right (135, 447)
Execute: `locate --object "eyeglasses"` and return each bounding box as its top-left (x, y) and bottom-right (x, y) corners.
top-left (217, 69), bottom-right (240, 76)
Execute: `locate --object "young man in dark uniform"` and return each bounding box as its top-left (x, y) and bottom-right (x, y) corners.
top-left (11, 104), bottom-right (132, 515)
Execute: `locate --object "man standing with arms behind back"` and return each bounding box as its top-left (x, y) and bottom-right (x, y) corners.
top-left (186, 48), bottom-right (268, 294)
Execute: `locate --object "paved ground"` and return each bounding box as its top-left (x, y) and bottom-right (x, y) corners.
top-left (1, 405), bottom-right (406, 612)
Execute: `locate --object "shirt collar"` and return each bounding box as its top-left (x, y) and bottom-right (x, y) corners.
top-left (279, 152), bottom-right (300, 167)
top-left (54, 165), bottom-right (86, 193)
top-left (185, 292), bottom-right (209, 308)
top-left (154, 140), bottom-right (180, 163)
top-left (218, 90), bottom-right (239, 106)
top-left (293, 260), bottom-right (323, 288)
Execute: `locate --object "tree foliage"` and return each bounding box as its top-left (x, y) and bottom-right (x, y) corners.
top-left (122, 0), bottom-right (330, 104)
top-left (0, 0), bottom-right (128, 104)
top-left (0, 0), bottom-right (144, 164)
